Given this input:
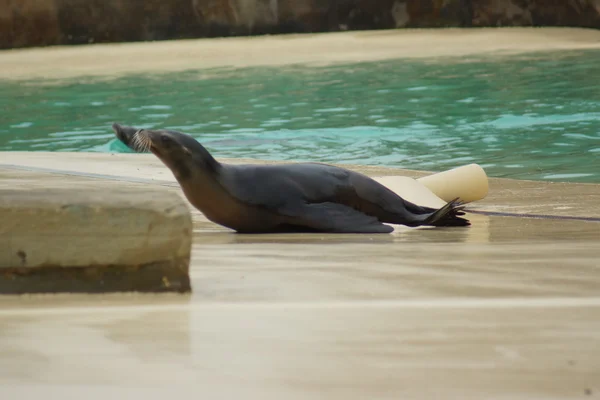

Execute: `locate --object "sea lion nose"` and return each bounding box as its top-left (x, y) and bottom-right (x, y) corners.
top-left (112, 122), bottom-right (140, 149)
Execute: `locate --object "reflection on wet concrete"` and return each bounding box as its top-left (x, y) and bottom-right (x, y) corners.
top-left (192, 210), bottom-right (600, 244)
top-left (189, 218), bottom-right (600, 303)
top-left (0, 304), bottom-right (598, 399)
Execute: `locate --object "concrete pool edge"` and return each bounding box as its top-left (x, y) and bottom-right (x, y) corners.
top-left (2, 27), bottom-right (600, 82)
top-left (1, 151), bottom-right (600, 222)
top-left (2, 161), bottom-right (600, 224)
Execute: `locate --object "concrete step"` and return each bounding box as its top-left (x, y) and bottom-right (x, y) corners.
top-left (0, 168), bottom-right (192, 294)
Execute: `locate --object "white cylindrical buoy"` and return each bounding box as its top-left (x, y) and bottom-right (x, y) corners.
top-left (417, 163), bottom-right (489, 203)
top-left (373, 176), bottom-right (447, 209)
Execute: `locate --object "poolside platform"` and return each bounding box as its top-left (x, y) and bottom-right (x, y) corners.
top-left (2, 27), bottom-right (600, 82)
top-left (0, 152), bottom-right (599, 399)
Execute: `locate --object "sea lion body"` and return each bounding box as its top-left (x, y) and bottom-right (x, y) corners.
top-left (113, 123), bottom-right (469, 233)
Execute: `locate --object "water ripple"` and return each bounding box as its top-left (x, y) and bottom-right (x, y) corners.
top-left (1, 50), bottom-right (600, 183)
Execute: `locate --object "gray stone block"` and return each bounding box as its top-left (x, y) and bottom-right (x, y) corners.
top-left (0, 169), bottom-right (192, 294)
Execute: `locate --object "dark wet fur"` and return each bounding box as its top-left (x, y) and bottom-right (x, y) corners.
top-left (112, 122), bottom-right (471, 233)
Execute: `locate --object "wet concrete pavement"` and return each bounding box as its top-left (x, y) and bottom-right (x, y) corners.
top-left (0, 152), bottom-right (599, 399)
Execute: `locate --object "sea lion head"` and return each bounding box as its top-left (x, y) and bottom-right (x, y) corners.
top-left (112, 123), bottom-right (220, 181)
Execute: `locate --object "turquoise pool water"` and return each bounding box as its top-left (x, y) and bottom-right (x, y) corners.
top-left (1, 50), bottom-right (599, 183)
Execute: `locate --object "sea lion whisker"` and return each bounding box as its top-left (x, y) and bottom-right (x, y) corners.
top-left (134, 134), bottom-right (143, 151)
top-left (141, 134), bottom-right (152, 152)
top-left (133, 132), bottom-right (142, 150)
top-left (132, 130), bottom-right (151, 153)
top-left (131, 133), bottom-right (140, 151)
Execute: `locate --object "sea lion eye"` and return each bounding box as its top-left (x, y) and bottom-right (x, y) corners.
top-left (160, 135), bottom-right (172, 145)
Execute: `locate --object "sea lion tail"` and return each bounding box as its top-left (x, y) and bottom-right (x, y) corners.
top-left (423, 198), bottom-right (470, 227)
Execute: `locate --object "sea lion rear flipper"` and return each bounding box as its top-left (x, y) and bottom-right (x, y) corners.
top-left (285, 202), bottom-right (394, 234)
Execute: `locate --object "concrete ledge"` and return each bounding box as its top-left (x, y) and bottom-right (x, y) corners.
top-left (0, 168), bottom-right (192, 294)
top-left (2, 28), bottom-right (600, 82)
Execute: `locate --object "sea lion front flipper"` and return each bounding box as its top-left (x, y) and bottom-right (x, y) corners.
top-left (285, 202), bottom-right (394, 234)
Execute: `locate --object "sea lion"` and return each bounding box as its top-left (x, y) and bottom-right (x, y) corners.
top-left (112, 123), bottom-right (470, 233)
